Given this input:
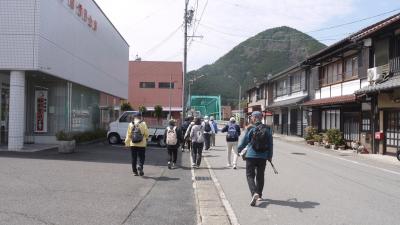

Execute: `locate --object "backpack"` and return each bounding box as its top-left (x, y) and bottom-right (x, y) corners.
top-left (227, 124), bottom-right (238, 140)
top-left (194, 126), bottom-right (204, 143)
top-left (166, 126), bottom-right (178, 145)
top-left (250, 124), bottom-right (270, 152)
top-left (131, 122), bottom-right (144, 143)
top-left (204, 122), bottom-right (211, 132)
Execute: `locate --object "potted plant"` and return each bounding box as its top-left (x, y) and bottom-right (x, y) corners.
top-left (304, 126), bottom-right (317, 145)
top-left (327, 129), bottom-right (344, 150)
top-left (313, 134), bottom-right (322, 146)
top-left (56, 131), bottom-right (76, 153)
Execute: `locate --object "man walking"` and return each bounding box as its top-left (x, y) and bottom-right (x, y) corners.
top-left (125, 114), bottom-right (150, 176)
top-left (190, 117), bottom-right (205, 168)
top-left (238, 111), bottom-right (273, 206)
top-left (221, 117), bottom-right (241, 169)
top-left (164, 119), bottom-right (183, 169)
top-left (202, 116), bottom-right (215, 150)
top-left (181, 117), bottom-right (192, 152)
top-left (210, 116), bottom-right (218, 147)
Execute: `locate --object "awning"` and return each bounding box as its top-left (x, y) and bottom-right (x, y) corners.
top-left (302, 95), bottom-right (356, 107)
top-left (355, 76), bottom-right (400, 95)
top-left (267, 96), bottom-right (307, 109)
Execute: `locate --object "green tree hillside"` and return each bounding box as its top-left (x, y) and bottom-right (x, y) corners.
top-left (187, 26), bottom-right (326, 108)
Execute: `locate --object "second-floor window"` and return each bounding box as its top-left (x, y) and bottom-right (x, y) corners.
top-left (276, 79), bottom-right (287, 97)
top-left (344, 56), bottom-right (358, 80)
top-left (159, 82), bottom-right (174, 89)
top-left (290, 74), bottom-right (301, 93)
top-left (320, 61), bottom-right (342, 86)
top-left (140, 82), bottom-right (155, 88)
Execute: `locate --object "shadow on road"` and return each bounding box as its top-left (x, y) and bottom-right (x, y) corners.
top-left (0, 143), bottom-right (167, 167)
top-left (142, 176), bottom-right (180, 181)
top-left (258, 198), bottom-right (320, 211)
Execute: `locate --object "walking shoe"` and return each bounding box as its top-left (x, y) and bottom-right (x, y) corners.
top-left (227, 164), bottom-right (232, 167)
top-left (191, 163), bottom-right (196, 168)
top-left (168, 161), bottom-right (171, 170)
top-left (138, 167), bottom-right (144, 176)
top-left (196, 165), bottom-right (200, 169)
top-left (172, 163), bottom-right (176, 169)
top-left (250, 193), bottom-right (259, 206)
top-left (133, 171), bottom-right (139, 176)
top-left (257, 197), bottom-right (263, 201)
top-left (233, 165), bottom-right (237, 169)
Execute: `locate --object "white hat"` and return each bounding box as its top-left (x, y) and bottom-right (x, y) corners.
top-left (204, 116), bottom-right (209, 119)
top-left (229, 117), bottom-right (236, 122)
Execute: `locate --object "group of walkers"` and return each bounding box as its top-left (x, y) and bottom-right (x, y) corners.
top-left (124, 110), bottom-right (273, 207)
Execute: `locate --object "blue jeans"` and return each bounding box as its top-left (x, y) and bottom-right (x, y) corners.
top-left (191, 142), bottom-right (204, 166)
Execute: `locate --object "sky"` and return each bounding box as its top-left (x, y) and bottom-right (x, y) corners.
top-left (94, 0), bottom-right (400, 71)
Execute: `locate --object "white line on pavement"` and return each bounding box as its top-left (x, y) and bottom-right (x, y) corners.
top-left (204, 157), bottom-right (240, 225)
top-left (190, 153), bottom-right (202, 225)
top-left (311, 150), bottom-right (400, 176)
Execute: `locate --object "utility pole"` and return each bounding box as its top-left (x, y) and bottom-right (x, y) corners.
top-left (183, 0), bottom-right (189, 122)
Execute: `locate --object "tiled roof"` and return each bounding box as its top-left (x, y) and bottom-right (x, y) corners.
top-left (267, 96), bottom-right (307, 109)
top-left (350, 13), bottom-right (400, 41)
top-left (302, 95), bottom-right (356, 107)
top-left (355, 76), bottom-right (400, 95)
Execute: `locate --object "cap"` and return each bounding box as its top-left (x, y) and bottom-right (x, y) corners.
top-left (251, 111), bottom-right (263, 118)
top-left (210, 116), bottom-right (214, 121)
top-left (204, 116), bottom-right (209, 120)
top-left (229, 117), bottom-right (236, 122)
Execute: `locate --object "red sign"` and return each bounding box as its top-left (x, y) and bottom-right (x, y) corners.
top-left (374, 132), bottom-right (384, 140)
top-left (68, 0), bottom-right (98, 31)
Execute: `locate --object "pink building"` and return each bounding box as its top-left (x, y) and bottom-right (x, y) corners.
top-left (129, 61), bottom-right (183, 123)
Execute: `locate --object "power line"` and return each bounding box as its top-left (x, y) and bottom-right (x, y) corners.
top-left (144, 24), bottom-right (183, 57)
top-left (189, 0), bottom-right (208, 47)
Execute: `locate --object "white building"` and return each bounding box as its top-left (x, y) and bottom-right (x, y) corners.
top-left (0, 0), bottom-right (129, 150)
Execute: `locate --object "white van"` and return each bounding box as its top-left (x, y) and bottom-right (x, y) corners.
top-left (107, 111), bottom-right (166, 147)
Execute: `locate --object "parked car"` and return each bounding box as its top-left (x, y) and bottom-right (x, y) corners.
top-left (107, 111), bottom-right (166, 147)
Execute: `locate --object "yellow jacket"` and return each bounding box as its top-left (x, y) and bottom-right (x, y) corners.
top-left (125, 121), bottom-right (149, 148)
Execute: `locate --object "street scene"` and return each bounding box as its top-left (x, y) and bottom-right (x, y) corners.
top-left (1, 0), bottom-right (400, 224)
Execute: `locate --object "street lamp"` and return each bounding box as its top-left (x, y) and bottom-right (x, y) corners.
top-left (227, 75), bottom-right (242, 121)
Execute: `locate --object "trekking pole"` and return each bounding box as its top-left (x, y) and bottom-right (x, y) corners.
top-left (269, 160), bottom-right (278, 174)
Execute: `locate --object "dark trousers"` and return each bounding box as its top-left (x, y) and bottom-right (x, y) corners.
top-left (131, 147), bottom-right (146, 172)
top-left (204, 133), bottom-right (211, 150)
top-left (246, 158), bottom-right (267, 197)
top-left (186, 140), bottom-right (192, 151)
top-left (168, 148), bottom-right (178, 163)
top-left (192, 142), bottom-right (204, 166)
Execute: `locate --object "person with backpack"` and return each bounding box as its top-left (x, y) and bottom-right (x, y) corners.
top-left (181, 116), bottom-right (192, 152)
top-left (221, 117), bottom-right (241, 169)
top-left (125, 114), bottom-right (150, 176)
top-left (210, 116), bottom-right (218, 147)
top-left (163, 119), bottom-right (183, 169)
top-left (238, 111), bottom-right (273, 207)
top-left (202, 116), bottom-right (215, 150)
top-left (190, 117), bottom-right (205, 168)
top-left (184, 121), bottom-right (195, 152)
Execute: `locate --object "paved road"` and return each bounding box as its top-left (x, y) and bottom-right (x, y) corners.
top-left (0, 143), bottom-right (196, 225)
top-left (206, 134), bottom-right (400, 225)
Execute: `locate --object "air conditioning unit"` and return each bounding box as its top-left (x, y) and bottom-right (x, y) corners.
top-left (367, 64), bottom-right (390, 84)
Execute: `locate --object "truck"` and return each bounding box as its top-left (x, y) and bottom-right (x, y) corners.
top-left (107, 111), bottom-right (166, 147)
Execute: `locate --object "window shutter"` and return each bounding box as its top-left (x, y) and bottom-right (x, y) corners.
top-left (358, 48), bottom-right (370, 79)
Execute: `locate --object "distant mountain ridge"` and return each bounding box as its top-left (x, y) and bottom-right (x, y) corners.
top-left (187, 26), bottom-right (326, 107)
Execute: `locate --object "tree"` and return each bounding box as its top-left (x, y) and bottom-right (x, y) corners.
top-left (153, 105), bottom-right (163, 125)
top-left (138, 105), bottom-right (147, 118)
top-left (120, 102), bottom-right (133, 111)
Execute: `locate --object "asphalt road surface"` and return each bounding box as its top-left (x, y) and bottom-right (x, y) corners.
top-left (0, 143), bottom-right (196, 225)
top-left (205, 134), bottom-right (400, 225)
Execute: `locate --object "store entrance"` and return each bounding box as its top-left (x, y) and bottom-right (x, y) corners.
top-left (0, 85), bottom-right (9, 144)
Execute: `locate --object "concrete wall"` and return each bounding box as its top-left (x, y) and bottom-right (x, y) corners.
top-left (0, 0), bottom-right (39, 69)
top-left (38, 0), bottom-right (129, 99)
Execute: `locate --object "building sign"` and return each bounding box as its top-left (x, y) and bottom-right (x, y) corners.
top-left (34, 90), bottom-right (48, 133)
top-left (68, 0), bottom-right (98, 31)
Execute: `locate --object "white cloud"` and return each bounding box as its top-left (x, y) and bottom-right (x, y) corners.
top-left (94, 0), bottom-right (355, 70)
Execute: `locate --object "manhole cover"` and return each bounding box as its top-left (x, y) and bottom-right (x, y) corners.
top-left (291, 152), bottom-right (306, 155)
top-left (195, 176), bottom-right (211, 181)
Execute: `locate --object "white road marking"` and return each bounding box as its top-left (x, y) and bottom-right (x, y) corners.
top-left (190, 153), bottom-right (202, 225)
top-left (204, 157), bottom-right (240, 225)
top-left (311, 150), bottom-right (400, 176)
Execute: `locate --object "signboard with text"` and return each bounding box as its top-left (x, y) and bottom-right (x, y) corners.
top-left (34, 90), bottom-right (48, 133)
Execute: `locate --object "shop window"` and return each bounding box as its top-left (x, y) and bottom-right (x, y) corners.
top-left (361, 112), bottom-right (371, 132)
top-left (158, 82), bottom-right (174, 89)
top-left (321, 109), bottom-right (340, 130)
top-left (386, 111), bottom-right (400, 147)
top-left (140, 82), bottom-right (155, 88)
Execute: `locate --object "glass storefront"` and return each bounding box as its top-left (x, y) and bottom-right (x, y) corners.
top-left (71, 83), bottom-right (100, 132)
